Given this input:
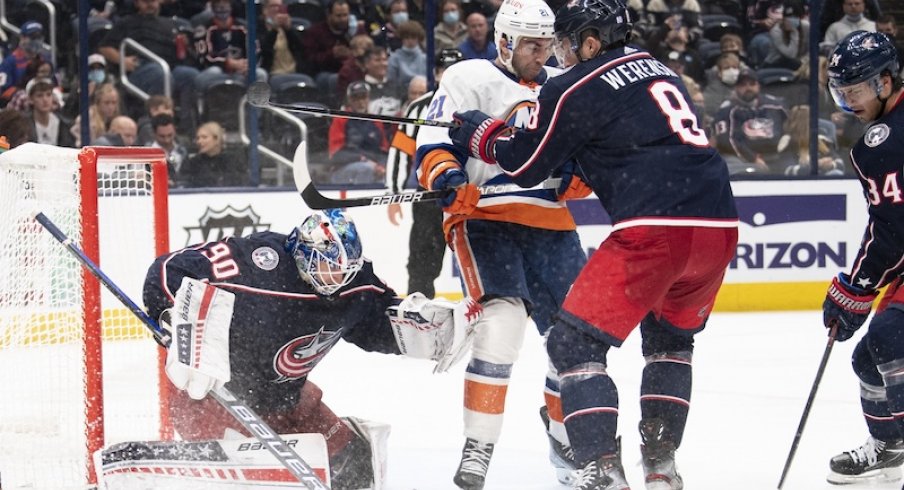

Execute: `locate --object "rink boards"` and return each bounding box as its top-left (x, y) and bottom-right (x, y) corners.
top-left (162, 179), bottom-right (864, 312)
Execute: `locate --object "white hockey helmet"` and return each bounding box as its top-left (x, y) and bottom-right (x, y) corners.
top-left (494, 0), bottom-right (556, 74)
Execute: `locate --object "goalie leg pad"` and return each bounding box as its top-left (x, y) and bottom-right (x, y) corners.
top-left (342, 417), bottom-right (391, 490)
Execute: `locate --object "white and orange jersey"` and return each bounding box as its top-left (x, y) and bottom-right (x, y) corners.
top-left (415, 59), bottom-right (576, 235)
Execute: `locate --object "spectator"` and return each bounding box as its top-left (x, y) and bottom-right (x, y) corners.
top-left (98, 0), bottom-right (200, 134)
top-left (876, 15), bottom-right (904, 70)
top-left (93, 115), bottom-right (138, 146)
top-left (148, 113), bottom-right (187, 185)
top-left (26, 78), bottom-right (74, 147)
top-left (719, 32), bottom-right (750, 66)
top-left (763, 0), bottom-right (809, 70)
top-left (181, 121), bottom-right (247, 187)
top-left (745, 0), bottom-right (784, 68)
top-left (818, 0), bottom-right (881, 38)
top-left (402, 75), bottom-right (427, 114)
top-left (61, 53), bottom-right (109, 122)
top-left (327, 80), bottom-right (388, 184)
top-left (703, 52), bottom-right (742, 117)
top-left (387, 20), bottom-right (427, 89)
top-left (360, 45), bottom-right (404, 116)
top-left (259, 0), bottom-right (310, 85)
top-left (0, 21), bottom-right (53, 106)
top-left (193, 0), bottom-right (267, 92)
top-left (641, 0), bottom-right (702, 45)
top-left (136, 95), bottom-right (174, 146)
top-left (371, 0), bottom-right (409, 52)
top-left (648, 19), bottom-right (705, 84)
top-left (459, 12), bottom-right (496, 60)
top-left (0, 108), bottom-right (31, 148)
top-left (713, 67), bottom-right (791, 174)
top-left (302, 0), bottom-right (364, 92)
top-left (779, 105), bottom-right (845, 176)
top-left (70, 82), bottom-right (121, 147)
top-left (6, 56), bottom-right (57, 113)
top-left (337, 34), bottom-right (375, 100)
top-left (434, 0), bottom-right (467, 54)
top-left (822, 0), bottom-right (876, 50)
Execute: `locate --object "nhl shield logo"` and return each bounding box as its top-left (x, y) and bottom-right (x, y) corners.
top-left (252, 247), bottom-right (279, 270)
top-left (865, 123), bottom-right (890, 147)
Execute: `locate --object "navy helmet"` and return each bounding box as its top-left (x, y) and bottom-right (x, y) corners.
top-left (554, 0), bottom-right (632, 59)
top-left (827, 30), bottom-right (899, 112)
top-left (285, 209), bottom-right (363, 296)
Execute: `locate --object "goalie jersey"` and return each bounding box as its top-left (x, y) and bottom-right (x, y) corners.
top-left (415, 59), bottom-right (577, 235)
top-left (143, 231), bottom-right (401, 413)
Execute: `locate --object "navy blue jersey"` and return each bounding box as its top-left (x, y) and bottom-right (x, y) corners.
top-left (848, 94), bottom-right (904, 290)
top-left (143, 231), bottom-right (401, 413)
top-left (493, 46), bottom-right (738, 229)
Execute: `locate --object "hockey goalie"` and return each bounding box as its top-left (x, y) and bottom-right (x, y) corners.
top-left (95, 209), bottom-right (480, 489)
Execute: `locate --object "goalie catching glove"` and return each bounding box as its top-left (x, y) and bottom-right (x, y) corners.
top-left (162, 277), bottom-right (235, 400)
top-left (387, 293), bottom-right (483, 373)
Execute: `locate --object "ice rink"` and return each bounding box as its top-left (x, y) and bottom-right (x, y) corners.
top-left (309, 310), bottom-right (903, 490)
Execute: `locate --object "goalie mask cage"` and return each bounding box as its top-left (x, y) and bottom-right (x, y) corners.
top-left (0, 144), bottom-right (172, 489)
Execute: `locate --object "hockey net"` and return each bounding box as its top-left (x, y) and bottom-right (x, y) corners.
top-left (0, 144), bottom-right (172, 489)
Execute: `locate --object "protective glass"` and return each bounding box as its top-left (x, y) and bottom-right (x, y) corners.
top-left (514, 37), bottom-right (554, 59)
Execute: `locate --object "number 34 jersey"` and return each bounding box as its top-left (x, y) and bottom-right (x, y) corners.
top-left (494, 46), bottom-right (738, 230)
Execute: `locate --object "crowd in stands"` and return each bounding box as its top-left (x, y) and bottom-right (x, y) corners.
top-left (0, 0), bottom-right (900, 186)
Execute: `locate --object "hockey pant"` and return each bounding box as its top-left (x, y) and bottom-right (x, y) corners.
top-left (169, 380), bottom-right (381, 489)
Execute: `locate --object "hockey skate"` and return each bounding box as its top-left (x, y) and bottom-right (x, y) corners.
top-left (540, 406), bottom-right (577, 484)
top-left (572, 438), bottom-right (631, 490)
top-left (827, 436), bottom-right (904, 485)
top-left (453, 438), bottom-right (495, 490)
top-left (639, 418), bottom-right (683, 490)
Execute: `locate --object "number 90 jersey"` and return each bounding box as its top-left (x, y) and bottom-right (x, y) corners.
top-left (494, 46), bottom-right (738, 230)
top-left (143, 231), bottom-right (401, 413)
top-left (415, 59), bottom-right (577, 233)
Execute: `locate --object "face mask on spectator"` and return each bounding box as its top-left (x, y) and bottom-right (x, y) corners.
top-left (443, 11), bottom-right (459, 25)
top-left (401, 45), bottom-right (419, 54)
top-left (786, 16), bottom-right (800, 28)
top-left (392, 12), bottom-right (409, 25)
top-left (88, 69), bottom-right (106, 84)
top-left (22, 39), bottom-right (42, 55)
top-left (721, 67), bottom-right (739, 85)
top-left (845, 13), bottom-right (863, 22)
top-left (349, 14), bottom-right (358, 33)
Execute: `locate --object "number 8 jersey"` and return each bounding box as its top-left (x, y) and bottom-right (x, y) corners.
top-left (494, 45), bottom-right (738, 230)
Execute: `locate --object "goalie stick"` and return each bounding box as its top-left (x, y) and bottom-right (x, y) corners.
top-left (247, 81), bottom-right (456, 128)
top-left (33, 211), bottom-right (330, 490)
top-left (776, 323), bottom-right (839, 489)
top-left (291, 141), bottom-right (562, 209)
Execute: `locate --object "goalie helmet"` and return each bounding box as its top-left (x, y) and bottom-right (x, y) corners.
top-left (827, 30), bottom-right (899, 113)
top-left (494, 0), bottom-right (556, 75)
top-left (554, 0), bottom-right (632, 60)
top-left (285, 209), bottom-right (364, 296)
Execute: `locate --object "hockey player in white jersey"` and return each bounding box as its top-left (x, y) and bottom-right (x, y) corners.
top-left (415, 0), bottom-right (592, 488)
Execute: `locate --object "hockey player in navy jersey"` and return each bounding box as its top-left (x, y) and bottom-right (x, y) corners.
top-left (414, 0), bottom-right (589, 487)
top-left (818, 30), bottom-right (904, 486)
top-left (143, 208), bottom-right (479, 489)
top-left (446, 0), bottom-right (739, 488)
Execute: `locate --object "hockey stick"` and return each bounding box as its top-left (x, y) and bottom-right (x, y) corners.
top-left (33, 211), bottom-right (330, 490)
top-left (776, 323), bottom-right (839, 489)
top-left (290, 141), bottom-right (561, 209)
top-left (247, 81), bottom-right (456, 128)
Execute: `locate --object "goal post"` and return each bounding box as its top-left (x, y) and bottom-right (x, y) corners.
top-left (0, 144), bottom-right (172, 489)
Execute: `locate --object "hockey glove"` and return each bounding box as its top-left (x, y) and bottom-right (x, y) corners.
top-left (556, 160), bottom-right (593, 201)
top-left (164, 277), bottom-right (234, 400)
top-left (432, 165), bottom-right (480, 215)
top-left (387, 293), bottom-right (483, 373)
top-left (823, 273), bottom-right (878, 341)
top-left (449, 110), bottom-right (507, 164)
